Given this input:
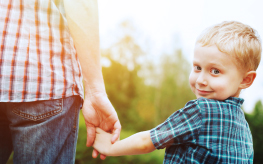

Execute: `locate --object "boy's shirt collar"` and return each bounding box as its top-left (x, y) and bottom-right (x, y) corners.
top-left (224, 97), bottom-right (244, 107)
top-left (197, 96), bottom-right (244, 108)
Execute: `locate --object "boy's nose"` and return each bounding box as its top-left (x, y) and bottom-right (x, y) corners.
top-left (196, 73), bottom-right (208, 86)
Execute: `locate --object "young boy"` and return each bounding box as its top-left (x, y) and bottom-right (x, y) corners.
top-left (93, 21), bottom-right (262, 163)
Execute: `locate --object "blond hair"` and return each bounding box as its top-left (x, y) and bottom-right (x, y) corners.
top-left (196, 21), bottom-right (262, 71)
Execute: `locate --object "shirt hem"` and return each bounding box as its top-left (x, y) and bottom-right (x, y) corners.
top-left (0, 93), bottom-right (84, 103)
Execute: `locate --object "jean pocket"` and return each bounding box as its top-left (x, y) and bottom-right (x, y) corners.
top-left (11, 99), bottom-right (63, 121)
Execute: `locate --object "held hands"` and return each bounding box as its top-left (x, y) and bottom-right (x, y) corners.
top-left (93, 128), bottom-right (115, 156)
top-left (82, 91), bottom-right (121, 159)
top-left (93, 128), bottom-right (156, 157)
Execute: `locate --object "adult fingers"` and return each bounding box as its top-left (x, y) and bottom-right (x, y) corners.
top-left (86, 125), bottom-right (96, 147)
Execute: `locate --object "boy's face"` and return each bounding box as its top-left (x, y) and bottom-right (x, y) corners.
top-left (189, 44), bottom-right (244, 100)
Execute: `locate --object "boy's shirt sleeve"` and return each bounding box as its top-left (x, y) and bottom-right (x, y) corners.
top-left (150, 99), bottom-right (203, 149)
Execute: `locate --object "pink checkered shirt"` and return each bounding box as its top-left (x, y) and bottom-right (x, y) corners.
top-left (0, 0), bottom-right (84, 102)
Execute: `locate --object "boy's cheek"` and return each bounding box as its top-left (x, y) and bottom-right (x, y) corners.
top-left (189, 73), bottom-right (196, 87)
top-left (188, 80), bottom-right (196, 95)
top-left (209, 78), bottom-right (227, 89)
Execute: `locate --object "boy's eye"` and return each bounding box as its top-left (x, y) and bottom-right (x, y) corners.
top-left (211, 69), bottom-right (220, 74)
top-left (194, 66), bottom-right (201, 71)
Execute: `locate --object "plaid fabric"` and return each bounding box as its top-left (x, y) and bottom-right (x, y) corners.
top-left (0, 0), bottom-right (84, 102)
top-left (150, 97), bottom-right (253, 164)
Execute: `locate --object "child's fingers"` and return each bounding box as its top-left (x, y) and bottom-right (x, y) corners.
top-left (92, 149), bottom-right (99, 158)
top-left (100, 154), bottom-right (107, 160)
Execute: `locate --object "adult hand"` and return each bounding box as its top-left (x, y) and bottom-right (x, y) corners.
top-left (63, 0), bottom-right (120, 159)
top-left (82, 91), bottom-right (121, 159)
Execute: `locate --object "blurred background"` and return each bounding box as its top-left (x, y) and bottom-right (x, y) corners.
top-left (75, 0), bottom-right (263, 163)
top-left (7, 0), bottom-right (263, 163)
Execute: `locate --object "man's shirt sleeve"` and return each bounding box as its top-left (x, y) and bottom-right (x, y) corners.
top-left (150, 100), bottom-right (203, 149)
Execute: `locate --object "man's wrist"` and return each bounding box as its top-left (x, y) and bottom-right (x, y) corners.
top-left (83, 80), bottom-right (106, 96)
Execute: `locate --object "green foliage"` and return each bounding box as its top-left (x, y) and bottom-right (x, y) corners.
top-left (245, 100), bottom-right (263, 164)
top-left (153, 50), bottom-right (195, 124)
top-left (101, 30), bottom-right (195, 130)
top-left (102, 58), bottom-right (142, 130)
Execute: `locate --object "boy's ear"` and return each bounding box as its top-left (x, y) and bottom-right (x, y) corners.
top-left (239, 71), bottom-right (256, 89)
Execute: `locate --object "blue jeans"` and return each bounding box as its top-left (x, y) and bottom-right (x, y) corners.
top-left (0, 95), bottom-right (82, 164)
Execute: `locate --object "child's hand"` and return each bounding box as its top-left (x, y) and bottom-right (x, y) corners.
top-left (93, 128), bottom-right (156, 156)
top-left (93, 128), bottom-right (115, 156)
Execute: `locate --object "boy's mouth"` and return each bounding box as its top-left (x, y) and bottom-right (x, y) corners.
top-left (196, 89), bottom-right (213, 95)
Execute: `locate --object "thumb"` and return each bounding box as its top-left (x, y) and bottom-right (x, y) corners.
top-left (111, 126), bottom-right (121, 144)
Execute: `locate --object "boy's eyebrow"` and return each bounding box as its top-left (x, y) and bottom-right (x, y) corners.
top-left (192, 60), bottom-right (199, 64)
top-left (209, 62), bottom-right (225, 68)
top-left (193, 60), bottom-right (226, 69)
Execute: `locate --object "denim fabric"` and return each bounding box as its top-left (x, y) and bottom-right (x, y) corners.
top-left (0, 95), bottom-right (82, 164)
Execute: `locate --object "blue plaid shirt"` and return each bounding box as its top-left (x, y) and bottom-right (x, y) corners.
top-left (150, 97), bottom-right (253, 164)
